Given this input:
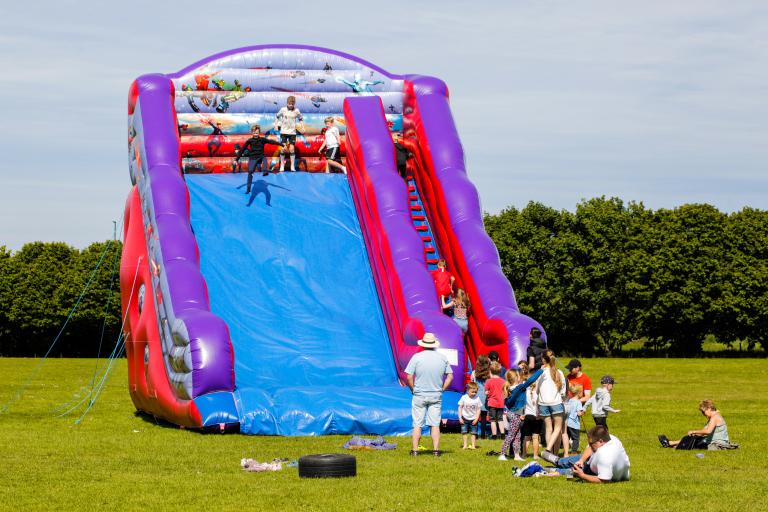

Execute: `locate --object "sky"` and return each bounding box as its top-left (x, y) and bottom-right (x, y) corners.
top-left (0, 1), bottom-right (766, 250)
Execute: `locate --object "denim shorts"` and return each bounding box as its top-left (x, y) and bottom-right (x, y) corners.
top-left (412, 393), bottom-right (442, 427)
top-left (460, 420), bottom-right (478, 435)
top-left (538, 403), bottom-right (565, 417)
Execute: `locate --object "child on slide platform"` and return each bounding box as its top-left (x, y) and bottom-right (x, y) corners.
top-left (431, 259), bottom-right (455, 316)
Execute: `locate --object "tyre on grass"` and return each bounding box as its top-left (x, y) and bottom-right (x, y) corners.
top-left (298, 453), bottom-right (356, 478)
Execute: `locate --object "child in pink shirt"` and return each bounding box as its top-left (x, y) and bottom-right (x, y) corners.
top-left (484, 361), bottom-right (506, 440)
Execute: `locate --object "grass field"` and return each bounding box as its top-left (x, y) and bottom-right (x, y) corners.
top-left (1, 358), bottom-right (766, 511)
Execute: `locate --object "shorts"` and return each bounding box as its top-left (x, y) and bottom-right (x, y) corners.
top-left (325, 146), bottom-right (342, 163)
top-left (538, 403), bottom-right (565, 417)
top-left (593, 416), bottom-right (608, 427)
top-left (522, 415), bottom-right (543, 437)
top-left (487, 407), bottom-right (504, 422)
top-left (280, 134), bottom-right (297, 145)
top-left (454, 317), bottom-right (468, 333)
top-left (412, 394), bottom-right (442, 428)
top-left (460, 420), bottom-right (478, 435)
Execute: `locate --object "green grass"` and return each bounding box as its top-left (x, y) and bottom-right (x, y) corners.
top-left (1, 358), bottom-right (767, 511)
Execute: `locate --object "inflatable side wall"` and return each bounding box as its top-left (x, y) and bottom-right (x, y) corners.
top-left (123, 76), bottom-right (238, 428)
top-left (344, 96), bottom-right (465, 389)
top-left (403, 76), bottom-right (544, 368)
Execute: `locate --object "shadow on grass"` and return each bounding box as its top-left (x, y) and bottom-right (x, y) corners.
top-left (134, 411), bottom-right (240, 434)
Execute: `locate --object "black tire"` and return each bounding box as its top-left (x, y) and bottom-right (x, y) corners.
top-left (298, 453), bottom-right (356, 478)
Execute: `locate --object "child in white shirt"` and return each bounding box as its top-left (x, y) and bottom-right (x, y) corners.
top-left (318, 117), bottom-right (346, 174)
top-left (275, 95), bottom-right (303, 171)
top-left (458, 382), bottom-right (483, 449)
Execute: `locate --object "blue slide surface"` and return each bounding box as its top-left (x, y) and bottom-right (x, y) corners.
top-left (187, 173), bottom-right (458, 435)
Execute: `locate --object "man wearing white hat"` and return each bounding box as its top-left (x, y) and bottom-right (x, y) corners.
top-left (404, 332), bottom-right (454, 456)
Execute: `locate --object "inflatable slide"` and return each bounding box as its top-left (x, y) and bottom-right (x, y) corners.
top-left (121, 45), bottom-right (543, 435)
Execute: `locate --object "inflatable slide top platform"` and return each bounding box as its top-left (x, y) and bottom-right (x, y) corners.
top-left (121, 45), bottom-right (542, 435)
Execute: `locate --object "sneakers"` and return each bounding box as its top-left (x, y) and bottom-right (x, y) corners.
top-left (411, 449), bottom-right (441, 457)
top-left (513, 455), bottom-right (526, 462)
top-left (540, 450), bottom-right (560, 465)
top-left (498, 454), bottom-right (508, 461)
top-left (658, 434), bottom-right (671, 448)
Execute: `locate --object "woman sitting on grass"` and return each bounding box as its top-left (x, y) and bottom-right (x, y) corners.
top-left (658, 400), bottom-right (738, 450)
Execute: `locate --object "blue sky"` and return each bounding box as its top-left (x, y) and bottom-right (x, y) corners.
top-left (1, 1), bottom-right (766, 250)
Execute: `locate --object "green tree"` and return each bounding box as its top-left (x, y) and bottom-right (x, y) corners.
top-left (0, 246), bottom-right (15, 354)
top-left (713, 208), bottom-right (768, 350)
top-left (486, 202), bottom-right (595, 355)
top-left (570, 197), bottom-right (645, 354)
top-left (613, 204), bottom-right (726, 355)
top-left (0, 241), bottom-right (122, 357)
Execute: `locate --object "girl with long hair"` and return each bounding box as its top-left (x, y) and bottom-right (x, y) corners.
top-left (452, 289), bottom-right (471, 333)
top-left (471, 355), bottom-right (491, 438)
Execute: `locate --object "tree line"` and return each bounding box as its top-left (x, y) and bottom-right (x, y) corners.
top-left (0, 241), bottom-right (123, 357)
top-left (1, 198), bottom-right (766, 357)
top-left (484, 198), bottom-right (768, 356)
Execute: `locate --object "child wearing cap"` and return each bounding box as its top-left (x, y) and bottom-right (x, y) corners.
top-left (585, 375), bottom-right (620, 429)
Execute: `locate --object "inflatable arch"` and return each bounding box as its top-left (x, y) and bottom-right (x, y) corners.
top-left (121, 45), bottom-right (543, 435)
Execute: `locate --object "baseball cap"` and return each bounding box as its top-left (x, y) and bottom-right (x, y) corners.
top-left (565, 359), bottom-right (582, 370)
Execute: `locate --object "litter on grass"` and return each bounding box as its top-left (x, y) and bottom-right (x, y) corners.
top-left (512, 461), bottom-right (560, 478)
top-left (343, 436), bottom-right (397, 450)
top-left (241, 457), bottom-right (296, 472)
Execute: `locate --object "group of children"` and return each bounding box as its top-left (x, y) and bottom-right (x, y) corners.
top-left (429, 255), bottom-right (623, 462)
top-left (232, 96), bottom-right (346, 184)
top-left (458, 354), bottom-right (620, 462)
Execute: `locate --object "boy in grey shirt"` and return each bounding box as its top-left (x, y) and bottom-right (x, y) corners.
top-left (586, 375), bottom-right (621, 429)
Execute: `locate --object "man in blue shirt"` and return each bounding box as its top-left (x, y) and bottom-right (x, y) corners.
top-left (405, 333), bottom-right (453, 457)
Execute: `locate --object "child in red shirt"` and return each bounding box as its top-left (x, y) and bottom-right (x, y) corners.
top-left (484, 361), bottom-right (506, 440)
top-left (431, 259), bottom-right (455, 315)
